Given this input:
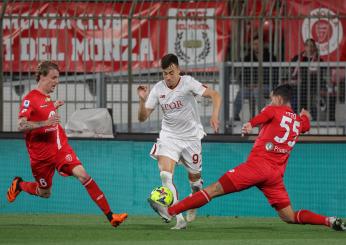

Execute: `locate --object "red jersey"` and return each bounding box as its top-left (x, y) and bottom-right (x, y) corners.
top-left (248, 105), bottom-right (310, 175)
top-left (18, 89), bottom-right (68, 161)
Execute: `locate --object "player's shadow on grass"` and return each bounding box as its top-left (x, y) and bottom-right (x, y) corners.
top-left (125, 224), bottom-right (172, 230)
top-left (191, 225), bottom-right (278, 232)
top-left (0, 224), bottom-right (106, 230)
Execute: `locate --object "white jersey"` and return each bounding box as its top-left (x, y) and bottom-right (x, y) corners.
top-left (145, 75), bottom-right (207, 140)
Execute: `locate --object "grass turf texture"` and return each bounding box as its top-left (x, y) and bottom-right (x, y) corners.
top-left (0, 215), bottom-right (345, 245)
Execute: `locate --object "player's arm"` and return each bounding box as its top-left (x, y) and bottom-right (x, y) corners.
top-left (300, 108), bottom-right (311, 133)
top-left (202, 87), bottom-right (221, 133)
top-left (242, 107), bottom-right (275, 134)
top-left (137, 85), bottom-right (154, 122)
top-left (17, 115), bottom-right (60, 132)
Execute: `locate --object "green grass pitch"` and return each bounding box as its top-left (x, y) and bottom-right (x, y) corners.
top-left (0, 215), bottom-right (345, 245)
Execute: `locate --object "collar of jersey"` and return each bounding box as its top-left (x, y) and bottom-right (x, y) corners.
top-left (164, 77), bottom-right (181, 91)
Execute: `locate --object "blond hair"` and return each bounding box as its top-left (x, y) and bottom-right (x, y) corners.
top-left (35, 61), bottom-right (59, 82)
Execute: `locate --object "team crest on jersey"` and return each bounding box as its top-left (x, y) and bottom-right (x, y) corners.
top-left (65, 154), bottom-right (72, 162)
top-left (265, 142), bottom-right (274, 151)
top-left (23, 100), bottom-right (30, 108)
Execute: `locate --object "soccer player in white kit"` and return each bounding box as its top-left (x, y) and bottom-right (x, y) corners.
top-left (137, 53), bottom-right (221, 229)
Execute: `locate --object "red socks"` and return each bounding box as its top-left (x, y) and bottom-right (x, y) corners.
top-left (19, 181), bottom-right (38, 195)
top-left (168, 190), bottom-right (211, 216)
top-left (294, 210), bottom-right (330, 227)
top-left (83, 177), bottom-right (111, 215)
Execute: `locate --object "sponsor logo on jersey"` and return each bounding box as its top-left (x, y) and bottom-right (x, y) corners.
top-left (40, 104), bottom-right (48, 108)
top-left (265, 142), bottom-right (274, 151)
top-left (274, 146), bottom-right (290, 154)
top-left (159, 95), bottom-right (166, 98)
top-left (23, 100), bottom-right (30, 108)
top-left (65, 154), bottom-right (72, 162)
top-left (161, 100), bottom-right (184, 110)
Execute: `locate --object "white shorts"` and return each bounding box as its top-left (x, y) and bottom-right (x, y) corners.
top-left (150, 137), bottom-right (202, 174)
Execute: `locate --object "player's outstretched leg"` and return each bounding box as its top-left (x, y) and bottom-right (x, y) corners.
top-left (70, 165), bottom-right (128, 228)
top-left (295, 210), bottom-right (346, 231)
top-left (7, 177), bottom-right (22, 202)
top-left (278, 207), bottom-right (345, 231)
top-left (8, 176), bottom-right (52, 201)
top-left (82, 176), bottom-right (128, 228)
top-left (149, 188), bottom-right (212, 222)
top-left (149, 180), bottom-right (231, 224)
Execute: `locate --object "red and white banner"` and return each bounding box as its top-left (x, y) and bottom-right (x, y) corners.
top-left (284, 0), bottom-right (346, 61)
top-left (1, 2), bottom-right (230, 72)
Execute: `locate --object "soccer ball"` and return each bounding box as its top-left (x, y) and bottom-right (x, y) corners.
top-left (150, 186), bottom-right (174, 207)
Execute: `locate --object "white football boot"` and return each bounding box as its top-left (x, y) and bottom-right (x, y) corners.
top-left (171, 216), bottom-right (187, 230)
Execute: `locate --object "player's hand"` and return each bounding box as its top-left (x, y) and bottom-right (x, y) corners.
top-left (300, 108), bottom-right (312, 121)
top-left (241, 122), bottom-right (252, 136)
top-left (46, 114), bottom-right (60, 126)
top-left (210, 115), bottom-right (219, 133)
top-left (54, 100), bottom-right (64, 109)
top-left (137, 85), bottom-right (149, 101)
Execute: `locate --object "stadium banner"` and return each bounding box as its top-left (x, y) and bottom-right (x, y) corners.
top-left (1, 2), bottom-right (230, 72)
top-left (284, 0), bottom-right (346, 61)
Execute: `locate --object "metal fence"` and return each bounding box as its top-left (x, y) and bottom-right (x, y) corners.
top-left (1, 0), bottom-right (346, 135)
top-left (223, 62), bottom-right (346, 135)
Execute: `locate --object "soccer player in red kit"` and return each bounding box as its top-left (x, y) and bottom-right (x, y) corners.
top-left (6, 61), bottom-right (127, 228)
top-left (149, 84), bottom-right (345, 231)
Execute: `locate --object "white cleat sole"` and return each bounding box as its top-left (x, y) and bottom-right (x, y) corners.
top-left (171, 222), bottom-right (187, 230)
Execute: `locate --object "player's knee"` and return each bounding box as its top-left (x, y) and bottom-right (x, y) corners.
top-left (42, 192), bottom-right (51, 198)
top-left (204, 181), bottom-right (224, 198)
top-left (278, 211), bottom-right (295, 223)
top-left (38, 189), bottom-right (51, 198)
top-left (77, 174), bottom-right (90, 184)
top-left (279, 215), bottom-right (295, 224)
top-left (160, 171), bottom-right (173, 183)
top-left (72, 166), bottom-right (90, 183)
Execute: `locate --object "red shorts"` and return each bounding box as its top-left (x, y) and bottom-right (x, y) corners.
top-left (218, 160), bottom-right (291, 211)
top-left (30, 144), bottom-right (82, 189)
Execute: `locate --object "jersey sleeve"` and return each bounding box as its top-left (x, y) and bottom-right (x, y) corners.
top-left (18, 97), bottom-right (34, 119)
top-left (145, 86), bottom-right (158, 109)
top-left (187, 76), bottom-right (207, 96)
top-left (249, 106), bottom-right (275, 127)
top-left (300, 114), bottom-right (311, 133)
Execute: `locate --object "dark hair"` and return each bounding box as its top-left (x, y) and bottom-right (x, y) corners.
top-left (161, 53), bottom-right (179, 69)
top-left (272, 84), bottom-right (292, 103)
top-left (36, 61), bottom-right (60, 82)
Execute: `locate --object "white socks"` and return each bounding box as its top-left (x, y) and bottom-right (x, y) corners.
top-left (160, 171), bottom-right (185, 223)
top-left (190, 178), bottom-right (203, 194)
